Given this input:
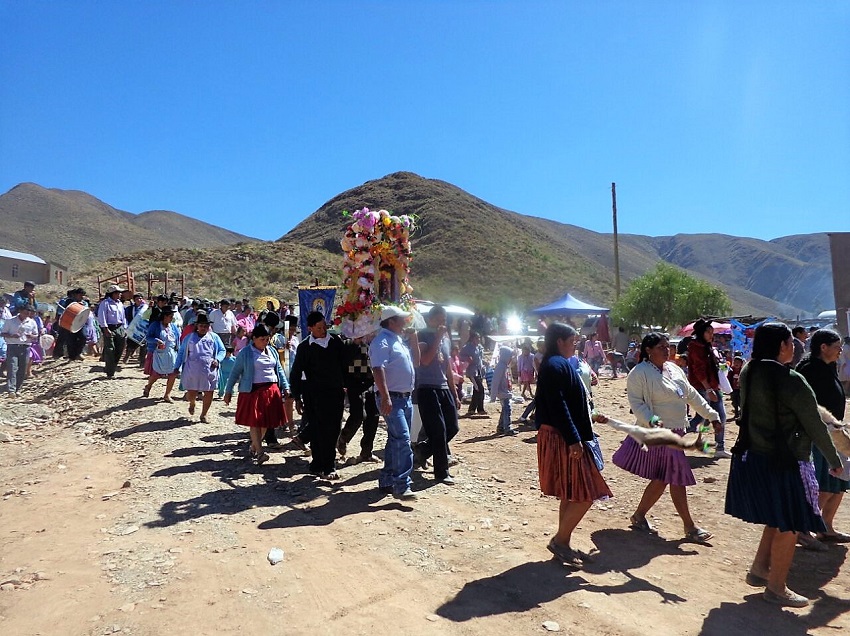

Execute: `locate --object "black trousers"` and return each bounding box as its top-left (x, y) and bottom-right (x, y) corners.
top-left (416, 386), bottom-right (459, 479)
top-left (53, 326), bottom-right (86, 359)
top-left (466, 375), bottom-right (486, 415)
top-left (124, 338), bottom-right (148, 366)
top-left (301, 386), bottom-right (345, 474)
top-left (103, 328), bottom-right (126, 378)
top-left (339, 387), bottom-right (379, 456)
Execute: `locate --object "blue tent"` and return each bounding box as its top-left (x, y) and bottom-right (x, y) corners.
top-left (529, 293), bottom-right (608, 315)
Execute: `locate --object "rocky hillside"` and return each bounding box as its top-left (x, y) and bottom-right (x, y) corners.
top-left (281, 172), bottom-right (832, 317)
top-left (0, 183), bottom-right (255, 271)
top-left (10, 174), bottom-right (833, 318)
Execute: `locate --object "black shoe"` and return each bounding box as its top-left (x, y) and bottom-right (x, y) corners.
top-left (378, 485), bottom-right (393, 494)
top-left (412, 444), bottom-right (427, 470)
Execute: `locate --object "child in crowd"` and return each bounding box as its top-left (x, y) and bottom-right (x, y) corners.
top-left (218, 346), bottom-right (236, 398)
top-left (490, 344), bottom-right (516, 436)
top-left (450, 344), bottom-right (466, 401)
top-left (728, 355), bottom-right (743, 420)
top-left (232, 326), bottom-right (248, 355)
top-left (517, 342), bottom-right (536, 399)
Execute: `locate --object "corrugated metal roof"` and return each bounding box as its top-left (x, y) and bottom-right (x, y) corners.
top-left (0, 248), bottom-right (47, 264)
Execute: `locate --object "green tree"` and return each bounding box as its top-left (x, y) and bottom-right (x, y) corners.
top-left (610, 262), bottom-right (731, 331)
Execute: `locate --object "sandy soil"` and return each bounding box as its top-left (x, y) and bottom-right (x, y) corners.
top-left (1, 357), bottom-right (848, 636)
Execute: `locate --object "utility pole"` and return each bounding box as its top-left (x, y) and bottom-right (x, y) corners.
top-left (612, 182), bottom-right (621, 299)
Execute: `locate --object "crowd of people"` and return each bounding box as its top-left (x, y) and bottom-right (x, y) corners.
top-left (2, 282), bottom-right (850, 608)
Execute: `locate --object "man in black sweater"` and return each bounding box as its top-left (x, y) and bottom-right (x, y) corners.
top-left (290, 311), bottom-right (347, 479)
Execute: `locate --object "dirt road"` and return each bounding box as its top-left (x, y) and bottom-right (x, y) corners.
top-left (1, 358), bottom-right (848, 635)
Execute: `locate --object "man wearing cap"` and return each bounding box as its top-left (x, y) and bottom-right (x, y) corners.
top-left (1, 304), bottom-right (39, 396)
top-left (53, 287), bottom-right (88, 361)
top-left (290, 311), bottom-right (348, 478)
top-left (11, 281), bottom-right (36, 315)
top-left (97, 284), bottom-right (128, 378)
top-left (209, 299), bottom-right (238, 347)
top-left (369, 306), bottom-right (420, 499)
top-left (122, 292), bottom-right (149, 365)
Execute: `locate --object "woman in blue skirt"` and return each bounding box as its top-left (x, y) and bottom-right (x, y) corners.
top-left (725, 322), bottom-right (843, 608)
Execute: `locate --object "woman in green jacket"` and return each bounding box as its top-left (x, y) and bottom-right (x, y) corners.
top-left (725, 322), bottom-right (842, 608)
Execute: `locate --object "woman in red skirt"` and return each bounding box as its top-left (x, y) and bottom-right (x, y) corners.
top-left (536, 322), bottom-right (613, 569)
top-left (223, 324), bottom-right (290, 464)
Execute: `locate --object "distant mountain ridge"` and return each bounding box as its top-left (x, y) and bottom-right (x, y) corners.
top-left (281, 172), bottom-right (833, 317)
top-left (2, 175), bottom-right (833, 318)
top-left (0, 183), bottom-right (256, 271)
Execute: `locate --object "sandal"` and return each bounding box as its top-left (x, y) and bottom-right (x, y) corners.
top-left (745, 572), bottom-right (768, 587)
top-left (142, 386), bottom-right (150, 398)
top-left (629, 515), bottom-right (658, 535)
top-left (188, 403), bottom-right (195, 415)
top-left (818, 531), bottom-right (850, 543)
top-left (255, 452), bottom-right (269, 465)
top-left (685, 527), bottom-right (713, 544)
top-left (763, 588), bottom-right (809, 608)
top-left (798, 533), bottom-right (829, 552)
top-left (290, 435), bottom-right (309, 452)
top-left (546, 539), bottom-right (583, 570)
top-left (162, 395), bottom-right (173, 404)
top-left (199, 415), bottom-right (207, 423)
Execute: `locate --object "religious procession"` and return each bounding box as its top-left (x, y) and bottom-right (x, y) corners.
top-left (2, 207), bottom-right (850, 615)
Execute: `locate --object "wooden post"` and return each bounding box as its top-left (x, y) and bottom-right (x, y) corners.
top-left (612, 182), bottom-right (621, 300)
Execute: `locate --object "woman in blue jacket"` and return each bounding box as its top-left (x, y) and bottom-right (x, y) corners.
top-left (223, 324), bottom-right (290, 465)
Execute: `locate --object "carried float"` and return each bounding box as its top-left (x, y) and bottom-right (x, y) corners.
top-left (335, 207), bottom-right (417, 338)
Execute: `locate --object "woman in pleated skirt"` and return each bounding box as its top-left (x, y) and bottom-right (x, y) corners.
top-left (536, 322), bottom-right (612, 569)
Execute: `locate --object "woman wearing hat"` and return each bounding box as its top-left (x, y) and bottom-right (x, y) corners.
top-left (142, 305), bottom-right (180, 402)
top-left (175, 311), bottom-right (226, 422)
top-left (223, 324), bottom-right (290, 464)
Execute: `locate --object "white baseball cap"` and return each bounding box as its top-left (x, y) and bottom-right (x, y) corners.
top-left (381, 305), bottom-right (411, 321)
top-left (105, 284), bottom-right (125, 294)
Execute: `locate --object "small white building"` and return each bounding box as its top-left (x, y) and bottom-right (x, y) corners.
top-left (0, 248), bottom-right (68, 286)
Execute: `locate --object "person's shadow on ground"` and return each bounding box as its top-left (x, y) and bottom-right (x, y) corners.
top-left (436, 528), bottom-right (696, 621)
top-left (700, 543), bottom-right (850, 635)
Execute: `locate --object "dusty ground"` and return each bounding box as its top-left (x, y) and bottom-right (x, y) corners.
top-left (1, 357), bottom-right (848, 636)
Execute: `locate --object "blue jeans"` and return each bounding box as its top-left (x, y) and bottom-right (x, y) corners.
top-left (378, 394), bottom-right (414, 494)
top-left (689, 389), bottom-right (727, 451)
top-left (498, 397), bottom-right (512, 432)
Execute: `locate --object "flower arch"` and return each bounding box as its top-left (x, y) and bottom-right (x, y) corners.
top-left (336, 207), bottom-right (417, 338)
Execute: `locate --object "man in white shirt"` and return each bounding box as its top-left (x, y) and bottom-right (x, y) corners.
top-left (209, 299), bottom-right (238, 347)
top-left (1, 304), bottom-right (39, 396)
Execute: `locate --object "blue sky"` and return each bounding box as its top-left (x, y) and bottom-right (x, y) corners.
top-left (1, 1), bottom-right (848, 242)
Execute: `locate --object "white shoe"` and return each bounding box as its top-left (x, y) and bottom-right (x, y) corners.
top-left (714, 450), bottom-right (733, 459)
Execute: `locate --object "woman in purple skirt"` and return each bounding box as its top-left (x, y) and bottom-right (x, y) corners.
top-left (613, 332), bottom-right (720, 543)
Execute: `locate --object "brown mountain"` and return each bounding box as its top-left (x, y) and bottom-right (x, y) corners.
top-left (0, 183), bottom-right (255, 271)
top-left (281, 171), bottom-right (833, 317)
top-left (27, 173), bottom-right (833, 318)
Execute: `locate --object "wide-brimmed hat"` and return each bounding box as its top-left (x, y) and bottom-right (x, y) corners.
top-left (381, 306), bottom-right (411, 321)
top-left (160, 304), bottom-right (178, 316)
top-left (195, 311), bottom-right (210, 325)
top-left (105, 284), bottom-right (125, 294)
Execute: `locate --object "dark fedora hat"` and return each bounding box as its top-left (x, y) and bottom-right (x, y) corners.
top-left (194, 311), bottom-right (210, 325)
top-left (160, 304), bottom-right (178, 316)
